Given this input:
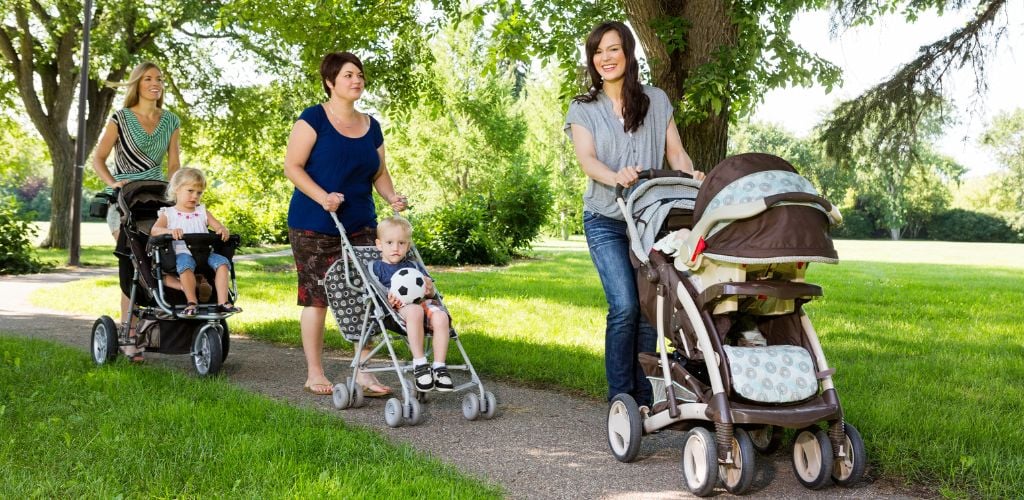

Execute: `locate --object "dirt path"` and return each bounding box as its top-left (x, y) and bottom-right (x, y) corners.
top-left (0, 266), bottom-right (919, 499)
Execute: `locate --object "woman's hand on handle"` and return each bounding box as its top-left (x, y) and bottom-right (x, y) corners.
top-left (387, 193), bottom-right (408, 212)
top-left (321, 192), bottom-right (344, 212)
top-left (613, 166), bottom-right (642, 189)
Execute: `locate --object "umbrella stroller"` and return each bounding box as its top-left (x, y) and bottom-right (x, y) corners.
top-left (322, 212), bottom-right (496, 426)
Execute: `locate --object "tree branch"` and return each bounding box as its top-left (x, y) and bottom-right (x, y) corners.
top-left (820, 0), bottom-right (1008, 163)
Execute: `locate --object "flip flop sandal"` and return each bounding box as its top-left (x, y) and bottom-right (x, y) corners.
top-left (217, 303), bottom-right (242, 313)
top-left (182, 303), bottom-right (198, 317)
top-left (303, 383), bottom-right (333, 396)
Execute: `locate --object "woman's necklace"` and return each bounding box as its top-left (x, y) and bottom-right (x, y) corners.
top-left (325, 102), bottom-right (360, 129)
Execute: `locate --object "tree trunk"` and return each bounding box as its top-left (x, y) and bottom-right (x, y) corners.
top-left (624, 0), bottom-right (737, 171)
top-left (44, 145), bottom-right (77, 248)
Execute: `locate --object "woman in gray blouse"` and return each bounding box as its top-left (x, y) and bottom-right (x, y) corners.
top-left (564, 21), bottom-right (704, 408)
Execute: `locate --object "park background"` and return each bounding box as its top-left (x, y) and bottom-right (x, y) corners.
top-left (2, 0), bottom-right (1023, 497)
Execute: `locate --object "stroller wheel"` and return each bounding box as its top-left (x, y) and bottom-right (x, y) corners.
top-left (332, 383), bottom-right (350, 410)
top-left (792, 427), bottom-right (833, 489)
top-left (191, 324), bottom-right (223, 377)
top-left (384, 397), bottom-right (404, 428)
top-left (481, 391), bottom-right (497, 420)
top-left (720, 428), bottom-right (756, 494)
top-left (682, 427), bottom-right (719, 497)
top-left (349, 378), bottom-right (365, 408)
top-left (607, 394), bottom-right (642, 463)
top-left (462, 392), bottom-right (480, 421)
top-left (219, 319), bottom-right (230, 362)
top-left (832, 423), bottom-right (867, 487)
top-left (406, 398), bottom-right (423, 426)
top-left (749, 425), bottom-right (783, 455)
top-left (90, 316), bottom-right (119, 365)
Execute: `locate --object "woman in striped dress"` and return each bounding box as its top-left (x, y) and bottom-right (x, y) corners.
top-left (93, 61), bottom-right (181, 238)
top-left (91, 61), bottom-right (181, 361)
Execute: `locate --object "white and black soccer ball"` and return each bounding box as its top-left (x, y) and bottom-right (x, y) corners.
top-left (389, 267), bottom-right (426, 305)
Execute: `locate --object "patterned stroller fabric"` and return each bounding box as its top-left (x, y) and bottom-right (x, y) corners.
top-left (693, 153), bottom-right (839, 264)
top-left (324, 246), bottom-right (382, 342)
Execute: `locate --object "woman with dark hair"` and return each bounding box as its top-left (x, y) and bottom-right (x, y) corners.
top-left (564, 21), bottom-right (704, 408)
top-left (284, 51), bottom-right (407, 396)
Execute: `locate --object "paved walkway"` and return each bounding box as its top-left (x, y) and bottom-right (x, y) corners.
top-left (0, 265), bottom-right (918, 499)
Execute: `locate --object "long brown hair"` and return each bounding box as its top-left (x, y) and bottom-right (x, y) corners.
top-left (573, 21), bottom-right (649, 134)
top-left (108, 62), bottom-right (165, 109)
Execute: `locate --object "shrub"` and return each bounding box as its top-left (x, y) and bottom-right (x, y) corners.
top-left (832, 206), bottom-right (875, 239)
top-left (490, 163), bottom-right (552, 252)
top-left (411, 164), bottom-right (553, 266)
top-left (413, 195), bottom-right (511, 266)
top-left (1006, 211), bottom-right (1024, 243)
top-left (206, 189), bottom-right (289, 247)
top-left (0, 196), bottom-right (45, 274)
top-left (924, 209), bottom-right (1017, 243)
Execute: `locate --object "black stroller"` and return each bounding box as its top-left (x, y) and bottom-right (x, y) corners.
top-left (89, 180), bottom-right (241, 376)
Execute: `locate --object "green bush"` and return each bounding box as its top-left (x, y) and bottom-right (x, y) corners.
top-left (924, 209), bottom-right (1018, 242)
top-left (413, 195), bottom-right (511, 266)
top-left (1006, 211), bottom-right (1024, 243)
top-left (490, 163), bottom-right (552, 252)
top-left (0, 196), bottom-right (45, 274)
top-left (832, 206), bottom-right (876, 239)
top-left (412, 165), bottom-right (553, 266)
top-left (208, 194), bottom-right (289, 247)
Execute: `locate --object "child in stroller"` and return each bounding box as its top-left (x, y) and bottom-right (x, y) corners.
top-left (150, 168), bottom-right (242, 316)
top-left (372, 215), bottom-right (454, 393)
top-left (323, 212), bottom-right (496, 427)
top-left (89, 175), bottom-right (241, 376)
top-left (605, 154), bottom-right (866, 496)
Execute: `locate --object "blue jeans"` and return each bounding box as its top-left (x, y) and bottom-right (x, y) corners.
top-left (583, 211), bottom-right (655, 406)
top-left (175, 252), bottom-right (230, 275)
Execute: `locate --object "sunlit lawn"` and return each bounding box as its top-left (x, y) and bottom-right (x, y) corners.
top-left (30, 222), bottom-right (287, 268)
top-left (0, 337), bottom-right (500, 498)
top-left (31, 238), bottom-right (1024, 497)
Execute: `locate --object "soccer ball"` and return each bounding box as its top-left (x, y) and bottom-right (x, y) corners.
top-left (389, 267), bottom-right (426, 305)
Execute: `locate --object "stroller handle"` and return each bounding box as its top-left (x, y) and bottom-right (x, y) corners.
top-left (149, 232), bottom-right (240, 249)
top-left (614, 169), bottom-right (694, 201)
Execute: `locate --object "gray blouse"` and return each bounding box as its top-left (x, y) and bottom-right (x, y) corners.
top-left (564, 85), bottom-right (674, 220)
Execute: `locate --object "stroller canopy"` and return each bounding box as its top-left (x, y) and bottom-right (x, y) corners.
top-left (693, 153), bottom-right (838, 264)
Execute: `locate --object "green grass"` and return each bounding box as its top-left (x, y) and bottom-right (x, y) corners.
top-left (0, 336), bottom-right (501, 498)
top-left (30, 222), bottom-right (288, 268)
top-left (30, 240), bottom-right (1024, 497)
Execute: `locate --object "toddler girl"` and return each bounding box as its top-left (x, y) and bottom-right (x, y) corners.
top-left (151, 167), bottom-right (241, 316)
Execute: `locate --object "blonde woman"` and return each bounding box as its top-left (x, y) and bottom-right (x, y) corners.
top-left (92, 61), bottom-right (181, 361)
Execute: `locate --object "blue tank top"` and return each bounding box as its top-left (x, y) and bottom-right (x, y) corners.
top-left (287, 105), bottom-right (385, 235)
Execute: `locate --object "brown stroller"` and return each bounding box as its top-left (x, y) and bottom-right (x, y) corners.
top-left (605, 154), bottom-right (865, 496)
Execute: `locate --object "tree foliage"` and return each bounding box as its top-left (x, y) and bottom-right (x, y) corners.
top-left (477, 0), bottom-right (842, 170)
top-left (820, 0), bottom-right (1012, 185)
top-left (979, 108), bottom-right (1024, 210)
top-left (729, 121), bottom-right (854, 203)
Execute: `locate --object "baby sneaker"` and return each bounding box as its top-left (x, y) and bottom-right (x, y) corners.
top-left (414, 364), bottom-right (434, 392)
top-left (433, 365), bottom-right (454, 392)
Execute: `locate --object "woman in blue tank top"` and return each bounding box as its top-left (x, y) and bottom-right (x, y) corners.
top-left (284, 51), bottom-right (407, 397)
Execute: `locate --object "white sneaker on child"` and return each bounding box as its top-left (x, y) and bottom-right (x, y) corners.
top-left (433, 366), bottom-right (454, 392)
top-left (414, 364), bottom-right (434, 392)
